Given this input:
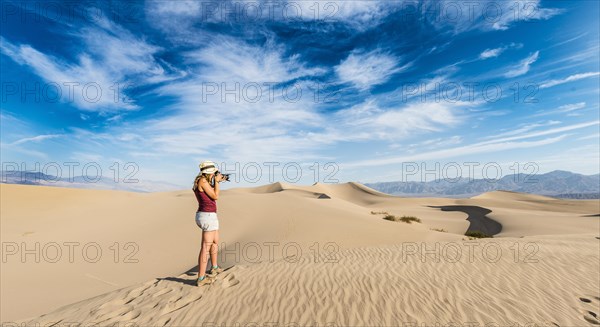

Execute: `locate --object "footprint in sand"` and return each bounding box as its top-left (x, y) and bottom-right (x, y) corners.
top-left (152, 287), bottom-right (173, 298)
top-left (159, 295), bottom-right (183, 315)
top-left (160, 292), bottom-right (204, 315)
top-left (219, 273), bottom-right (240, 289)
top-left (126, 280), bottom-right (157, 299)
top-left (93, 304), bottom-right (135, 321)
top-left (579, 297), bottom-right (600, 325)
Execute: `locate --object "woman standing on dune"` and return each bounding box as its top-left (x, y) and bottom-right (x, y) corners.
top-left (193, 161), bottom-right (225, 286)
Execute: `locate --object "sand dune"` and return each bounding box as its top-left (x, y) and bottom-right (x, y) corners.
top-left (1, 182), bottom-right (599, 325)
top-left (20, 234), bottom-right (600, 327)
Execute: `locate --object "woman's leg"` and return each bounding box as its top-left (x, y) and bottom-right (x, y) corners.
top-left (210, 230), bottom-right (219, 268)
top-left (198, 230), bottom-right (216, 278)
top-left (196, 231), bottom-right (204, 277)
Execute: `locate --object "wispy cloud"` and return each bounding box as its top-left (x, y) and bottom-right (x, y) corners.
top-left (104, 36), bottom-right (329, 163)
top-left (345, 136), bottom-right (570, 169)
top-left (0, 14), bottom-right (182, 112)
top-left (477, 121), bottom-right (598, 146)
top-left (540, 72), bottom-right (600, 89)
top-left (504, 51), bottom-right (540, 77)
top-left (343, 121), bottom-right (599, 168)
top-left (147, 0), bottom-right (202, 16)
top-left (425, 0), bottom-right (563, 33)
top-left (531, 102), bottom-right (587, 117)
top-left (479, 43), bottom-right (523, 60)
top-left (406, 136), bottom-right (463, 152)
top-left (106, 59), bottom-right (468, 165)
top-left (183, 35), bottom-right (325, 84)
top-left (479, 48), bottom-right (504, 60)
top-left (489, 0), bottom-right (564, 30)
top-left (10, 134), bottom-right (61, 146)
top-left (291, 1), bottom-right (400, 29)
top-left (557, 102), bottom-right (586, 112)
top-left (334, 49), bottom-right (409, 91)
top-left (578, 133), bottom-right (600, 141)
top-left (545, 32), bottom-right (588, 49)
top-left (0, 114), bottom-right (53, 159)
top-left (487, 121), bottom-right (561, 139)
top-left (145, 0), bottom-right (398, 37)
top-left (321, 99), bottom-right (471, 143)
top-left (1, 37), bottom-right (133, 112)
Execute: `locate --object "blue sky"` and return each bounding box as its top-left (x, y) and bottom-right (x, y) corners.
top-left (1, 0), bottom-right (599, 190)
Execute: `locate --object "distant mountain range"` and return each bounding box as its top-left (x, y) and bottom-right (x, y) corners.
top-left (0, 170), bottom-right (182, 193)
top-left (364, 170), bottom-right (600, 199)
top-left (3, 169), bottom-right (599, 198)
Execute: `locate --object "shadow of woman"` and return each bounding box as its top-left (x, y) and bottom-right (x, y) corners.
top-left (158, 265), bottom-right (236, 286)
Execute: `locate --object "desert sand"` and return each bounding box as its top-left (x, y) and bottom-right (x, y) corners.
top-left (1, 182), bottom-right (599, 326)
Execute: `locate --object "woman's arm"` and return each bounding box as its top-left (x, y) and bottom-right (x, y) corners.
top-left (199, 177), bottom-right (220, 200)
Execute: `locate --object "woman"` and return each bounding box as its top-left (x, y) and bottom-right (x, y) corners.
top-left (193, 160), bottom-right (225, 286)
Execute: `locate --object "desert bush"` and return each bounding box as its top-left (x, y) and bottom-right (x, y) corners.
top-left (383, 214), bottom-right (397, 221)
top-left (399, 216), bottom-right (421, 223)
top-left (383, 215), bottom-right (421, 224)
top-left (464, 230), bottom-right (493, 238)
top-left (371, 210), bottom-right (389, 215)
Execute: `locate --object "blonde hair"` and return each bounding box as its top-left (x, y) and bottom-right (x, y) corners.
top-left (192, 173), bottom-right (214, 191)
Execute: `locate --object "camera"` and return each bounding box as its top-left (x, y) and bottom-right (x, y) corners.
top-left (217, 171), bottom-right (231, 182)
top-left (211, 171), bottom-right (230, 186)
top-left (210, 171), bottom-right (230, 187)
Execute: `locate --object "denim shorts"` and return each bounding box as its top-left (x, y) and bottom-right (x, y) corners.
top-left (195, 211), bottom-right (219, 231)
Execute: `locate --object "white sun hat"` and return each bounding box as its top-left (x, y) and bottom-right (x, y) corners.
top-left (199, 160), bottom-right (218, 174)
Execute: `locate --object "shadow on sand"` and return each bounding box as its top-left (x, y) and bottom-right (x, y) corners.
top-left (158, 265), bottom-right (236, 286)
top-left (428, 205), bottom-right (502, 236)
